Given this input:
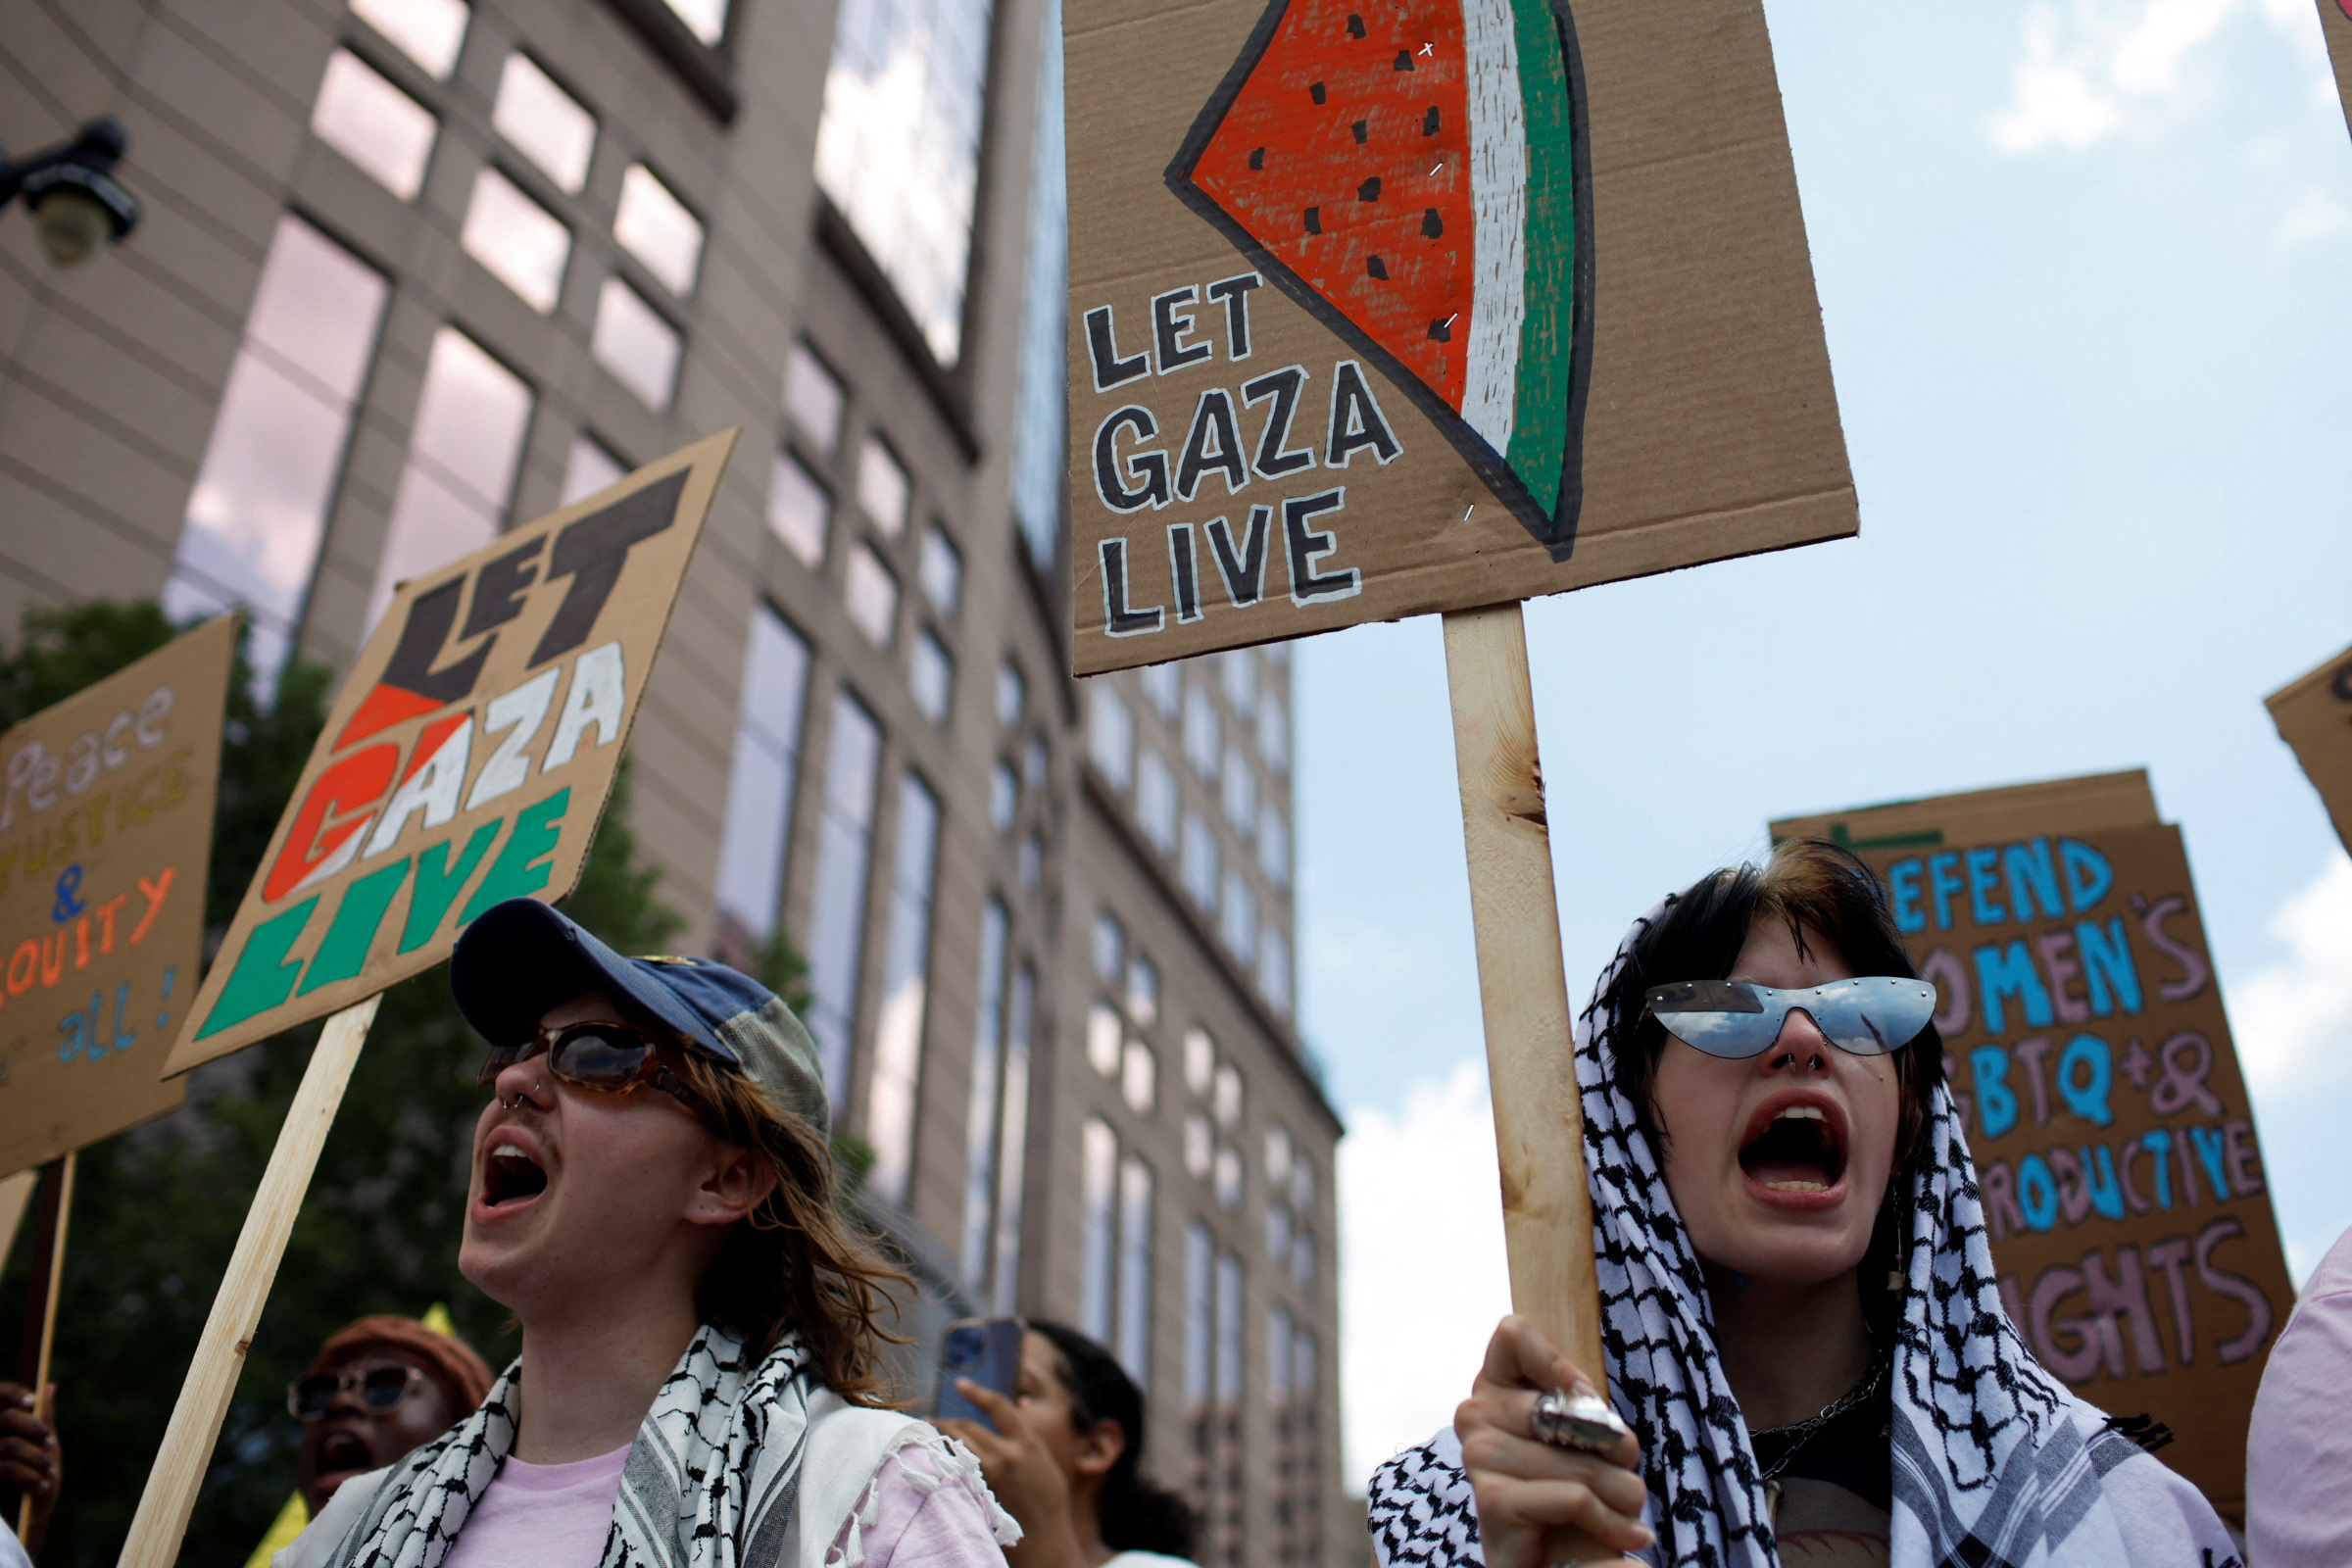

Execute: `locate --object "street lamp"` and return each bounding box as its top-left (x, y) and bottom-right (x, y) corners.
top-left (1, 118), bottom-right (141, 267)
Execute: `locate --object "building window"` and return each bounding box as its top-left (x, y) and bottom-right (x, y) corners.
top-left (767, 451), bottom-right (831, 566)
top-left (1293, 1325), bottom-right (1318, 1399)
top-left (1087, 1001), bottom-right (1121, 1078)
top-left (1291, 1152), bottom-right (1315, 1213)
top-left (1184, 1112), bottom-right (1211, 1178)
top-left (1089, 682), bottom-right (1133, 793)
top-left (919, 525), bottom-right (961, 616)
top-left (462, 167), bottom-right (569, 311)
top-left (368, 326), bottom-right (532, 627)
top-left (1184, 1221), bottom-right (1213, 1405)
top-left (658, 0), bottom-right (728, 45)
top-left (784, 342), bottom-right (845, 452)
top-left (1219, 871), bottom-right (1257, 966)
top-left (1213, 1062), bottom-right (1243, 1127)
top-left (1183, 682), bottom-right (1219, 781)
top-left (1265, 1200), bottom-right (1290, 1262)
top-left (1260, 926), bottom-right (1292, 1014)
top-left (1137, 750), bottom-right (1177, 855)
top-left (1121, 1040), bottom-right (1155, 1116)
top-left (593, 276), bottom-right (682, 409)
top-left (1080, 1117), bottom-right (1118, 1342)
top-left (352, 0), bottom-right (467, 77)
top-left (1017, 832), bottom-right (1043, 890)
top-left (1258, 805), bottom-right (1290, 890)
top-left (959, 899), bottom-right (1010, 1288)
top-left (1116, 1154), bottom-right (1154, 1385)
top-left (1265, 1123), bottom-right (1291, 1187)
top-left (845, 545), bottom-right (900, 646)
top-left (909, 630), bottom-right (954, 724)
top-left (1214, 1250), bottom-right (1243, 1405)
top-left (805, 692), bottom-right (884, 1099)
top-left (990, 760), bottom-right (1018, 834)
top-left (615, 164), bottom-right (704, 296)
top-left (1213, 1144), bottom-right (1241, 1208)
top-left (857, 436), bottom-right (910, 537)
top-left (991, 962), bottom-right (1035, 1312)
top-left (165, 216), bottom-right (389, 680)
top-left (1258, 692), bottom-right (1290, 774)
top-left (1007, 0), bottom-right (1066, 566)
top-left (1293, 1222), bottom-right (1315, 1289)
top-left (1221, 649), bottom-right (1256, 719)
top-left (1088, 910), bottom-right (1121, 981)
top-left (1220, 747), bottom-right (1255, 838)
top-left (1180, 811), bottom-right (1217, 909)
top-left (713, 607), bottom-right (812, 940)
top-left (1185, 1028), bottom-right (1214, 1096)
top-left (311, 51), bottom-right (436, 199)
top-left (1141, 661), bottom-right (1180, 720)
top-left (1125, 954), bottom-right (1158, 1025)
top-left (866, 771), bottom-right (941, 1207)
top-left (996, 662), bottom-right (1027, 730)
top-left (812, 0), bottom-right (996, 362)
top-left (562, 434), bottom-right (625, 504)
top-left (493, 54), bottom-right (594, 192)
top-left (1266, 1303), bottom-right (1293, 1404)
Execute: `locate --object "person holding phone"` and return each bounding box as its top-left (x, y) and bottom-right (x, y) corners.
top-left (933, 1321), bottom-right (1196, 1568)
top-left (270, 899), bottom-right (1017, 1568)
top-left (1367, 840), bottom-right (2235, 1568)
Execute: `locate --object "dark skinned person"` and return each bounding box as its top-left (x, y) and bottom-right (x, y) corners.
top-left (0, 1379), bottom-right (58, 1565)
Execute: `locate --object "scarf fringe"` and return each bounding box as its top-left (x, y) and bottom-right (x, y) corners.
top-left (824, 1427), bottom-right (1021, 1567)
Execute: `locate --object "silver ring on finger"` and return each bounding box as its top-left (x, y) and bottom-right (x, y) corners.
top-left (1530, 1387), bottom-right (1632, 1454)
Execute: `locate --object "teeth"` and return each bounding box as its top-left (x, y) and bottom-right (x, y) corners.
top-left (1775, 1105), bottom-right (1826, 1123)
top-left (1763, 1180), bottom-right (1829, 1192)
top-left (493, 1144), bottom-right (528, 1160)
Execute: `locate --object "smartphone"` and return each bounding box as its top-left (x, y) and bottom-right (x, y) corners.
top-left (934, 1315), bottom-right (1025, 1432)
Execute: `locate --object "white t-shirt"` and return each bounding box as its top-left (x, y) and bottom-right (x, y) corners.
top-left (0, 1517), bottom-right (30, 1568)
top-left (441, 1444), bottom-right (632, 1568)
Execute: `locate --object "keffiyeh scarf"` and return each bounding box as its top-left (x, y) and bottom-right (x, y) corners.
top-left (1368, 906), bottom-right (2235, 1568)
top-left (318, 1324), bottom-right (846, 1568)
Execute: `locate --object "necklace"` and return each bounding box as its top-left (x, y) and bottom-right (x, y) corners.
top-left (1750, 1350), bottom-right (1889, 1529)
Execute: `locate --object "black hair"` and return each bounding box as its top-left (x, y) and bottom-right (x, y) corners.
top-left (1590, 838), bottom-right (1946, 1338)
top-left (1029, 1320), bottom-right (1199, 1556)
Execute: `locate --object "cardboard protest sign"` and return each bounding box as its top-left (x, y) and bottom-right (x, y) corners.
top-left (2319, 0), bottom-right (2352, 142)
top-left (0, 615), bottom-right (236, 1173)
top-left (2265, 640), bottom-right (2352, 857)
top-left (1773, 772), bottom-right (2289, 1523)
top-left (162, 432), bottom-right (736, 1074)
top-left (1065, 0), bottom-right (1856, 673)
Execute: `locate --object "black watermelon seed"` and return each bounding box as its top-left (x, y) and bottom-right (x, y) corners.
top-left (1351, 119), bottom-right (1368, 144)
top-left (1303, 207), bottom-right (1322, 234)
top-left (1310, 81), bottom-right (1326, 104)
top-left (1422, 208), bottom-right (1444, 238)
top-left (1358, 176), bottom-right (1381, 201)
top-left (1346, 12), bottom-right (1365, 35)
top-left (1367, 256), bottom-right (1389, 279)
top-left (1249, 147), bottom-right (1264, 170)
top-left (1394, 50), bottom-right (1412, 70)
top-left (1423, 106), bottom-right (1441, 135)
top-left (1427, 318), bottom-right (1452, 342)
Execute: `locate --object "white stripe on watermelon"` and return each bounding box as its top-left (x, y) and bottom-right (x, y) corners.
top-left (1460, 0), bottom-right (1528, 456)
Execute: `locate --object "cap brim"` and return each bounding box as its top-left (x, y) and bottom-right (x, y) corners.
top-left (449, 899), bottom-right (739, 1063)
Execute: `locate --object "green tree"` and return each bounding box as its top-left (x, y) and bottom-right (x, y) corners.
top-left (0, 603), bottom-right (697, 1566)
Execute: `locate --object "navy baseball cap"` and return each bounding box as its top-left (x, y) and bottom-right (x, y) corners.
top-left (450, 897), bottom-right (829, 1133)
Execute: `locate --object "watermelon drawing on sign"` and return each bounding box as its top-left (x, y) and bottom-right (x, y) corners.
top-left (1168, 0), bottom-right (1592, 557)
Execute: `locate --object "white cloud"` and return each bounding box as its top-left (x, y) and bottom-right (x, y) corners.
top-left (1339, 1063), bottom-right (1512, 1489)
top-left (2230, 853), bottom-right (2352, 1092)
top-left (1984, 0), bottom-right (2319, 153)
top-left (2276, 187), bottom-right (2352, 248)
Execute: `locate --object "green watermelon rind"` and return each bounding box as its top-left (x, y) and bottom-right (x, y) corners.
top-left (1166, 0), bottom-right (1595, 561)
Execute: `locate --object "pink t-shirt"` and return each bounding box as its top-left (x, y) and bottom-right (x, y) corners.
top-left (437, 1439), bottom-right (1006, 1568)
top-left (2247, 1224), bottom-right (2352, 1568)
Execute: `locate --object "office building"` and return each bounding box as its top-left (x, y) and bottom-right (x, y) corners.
top-left (0, 0), bottom-right (1346, 1558)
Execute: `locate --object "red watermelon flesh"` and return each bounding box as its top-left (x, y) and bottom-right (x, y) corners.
top-left (1189, 0), bottom-right (1474, 411)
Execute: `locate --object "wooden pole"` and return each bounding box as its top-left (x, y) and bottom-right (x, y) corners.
top-left (0, 1171), bottom-right (37, 1276)
top-left (1443, 602), bottom-right (1603, 1377)
top-left (18, 1152), bottom-right (74, 1544)
top-left (117, 996), bottom-right (381, 1568)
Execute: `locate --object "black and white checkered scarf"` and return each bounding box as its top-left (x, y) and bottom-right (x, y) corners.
top-left (1367, 906), bottom-right (2236, 1568)
top-left (316, 1324), bottom-right (822, 1568)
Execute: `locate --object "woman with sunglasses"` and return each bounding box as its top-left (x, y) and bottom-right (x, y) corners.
top-left (272, 898), bottom-right (1017, 1568)
top-left (288, 1315), bottom-right (494, 1517)
top-left (1366, 839), bottom-right (2234, 1568)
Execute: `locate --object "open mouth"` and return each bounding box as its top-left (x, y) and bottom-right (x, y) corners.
top-left (483, 1141), bottom-right (548, 1207)
top-left (1738, 1102), bottom-right (1847, 1195)
top-left (316, 1428), bottom-right (372, 1479)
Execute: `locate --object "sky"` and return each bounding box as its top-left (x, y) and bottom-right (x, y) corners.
top-left (1295, 0), bottom-right (2352, 1491)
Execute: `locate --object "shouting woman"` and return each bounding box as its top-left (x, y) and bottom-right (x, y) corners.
top-left (1367, 839), bottom-right (2234, 1567)
top-left (275, 898), bottom-right (1017, 1567)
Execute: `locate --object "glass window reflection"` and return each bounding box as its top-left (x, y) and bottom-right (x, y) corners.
top-left (561, 433), bottom-right (625, 505)
top-left (311, 50), bottom-right (437, 199)
top-left (783, 343), bottom-right (845, 452)
top-left (368, 327), bottom-right (533, 627)
top-left (768, 451), bottom-right (831, 566)
top-left (592, 276), bottom-right (681, 409)
top-left (493, 54), bottom-right (595, 194)
top-left (615, 165), bottom-right (703, 296)
top-left (462, 167), bottom-right (569, 311)
top-left (1008, 0), bottom-right (1065, 565)
top-left (714, 607), bottom-right (813, 939)
top-left (352, 0), bottom-right (468, 77)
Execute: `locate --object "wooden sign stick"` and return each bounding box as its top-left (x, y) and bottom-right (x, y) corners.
top-left (18, 1152), bottom-right (75, 1544)
top-left (118, 996), bottom-right (382, 1568)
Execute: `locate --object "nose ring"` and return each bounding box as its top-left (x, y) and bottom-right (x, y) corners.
top-left (502, 1080), bottom-right (545, 1111)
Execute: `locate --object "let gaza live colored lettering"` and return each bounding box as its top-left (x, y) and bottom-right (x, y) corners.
top-left (1886, 833), bottom-right (2277, 1382)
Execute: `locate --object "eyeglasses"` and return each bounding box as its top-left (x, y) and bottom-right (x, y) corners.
top-left (287, 1362), bottom-right (423, 1421)
top-left (475, 1020), bottom-right (707, 1117)
top-left (1644, 977), bottom-right (1936, 1060)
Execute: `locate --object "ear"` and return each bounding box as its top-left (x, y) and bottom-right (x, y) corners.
top-left (684, 1139), bottom-right (780, 1228)
top-left (1071, 1415), bottom-right (1127, 1482)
